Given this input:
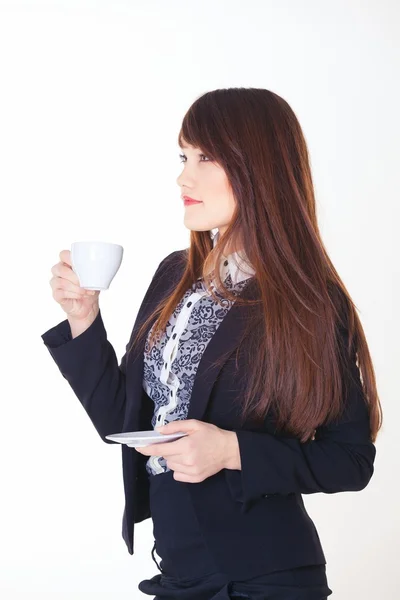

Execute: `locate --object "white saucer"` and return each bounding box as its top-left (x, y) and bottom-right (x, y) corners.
top-left (105, 430), bottom-right (188, 448)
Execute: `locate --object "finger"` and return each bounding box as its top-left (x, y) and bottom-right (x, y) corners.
top-left (135, 445), bottom-right (164, 456)
top-left (51, 263), bottom-right (85, 290)
top-left (136, 444), bottom-right (181, 457)
top-left (172, 471), bottom-right (197, 483)
top-left (146, 441), bottom-right (185, 456)
top-left (166, 461), bottom-right (192, 474)
top-left (50, 275), bottom-right (94, 297)
top-left (51, 261), bottom-right (79, 285)
top-left (158, 419), bottom-right (199, 433)
top-left (134, 446), bottom-right (151, 455)
top-left (59, 249), bottom-right (72, 266)
top-left (53, 288), bottom-right (87, 301)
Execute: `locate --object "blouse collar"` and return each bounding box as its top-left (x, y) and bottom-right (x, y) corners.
top-left (210, 229), bottom-right (255, 285)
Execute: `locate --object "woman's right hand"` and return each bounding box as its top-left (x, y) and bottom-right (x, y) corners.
top-left (49, 249), bottom-right (100, 321)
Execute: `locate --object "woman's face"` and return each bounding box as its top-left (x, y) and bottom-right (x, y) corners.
top-left (176, 143), bottom-right (236, 238)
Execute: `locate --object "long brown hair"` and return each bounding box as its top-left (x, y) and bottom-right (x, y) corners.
top-left (126, 87), bottom-right (382, 444)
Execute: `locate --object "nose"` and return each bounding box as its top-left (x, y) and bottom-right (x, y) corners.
top-left (176, 169), bottom-right (196, 189)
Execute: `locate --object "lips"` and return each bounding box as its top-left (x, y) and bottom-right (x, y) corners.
top-left (183, 195), bottom-right (202, 205)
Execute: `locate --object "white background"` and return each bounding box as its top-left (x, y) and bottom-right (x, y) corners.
top-left (0, 1), bottom-right (398, 598)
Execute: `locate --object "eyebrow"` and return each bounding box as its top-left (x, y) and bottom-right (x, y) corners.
top-left (179, 144), bottom-right (201, 150)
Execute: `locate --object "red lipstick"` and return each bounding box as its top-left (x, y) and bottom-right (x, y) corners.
top-left (183, 195), bottom-right (202, 206)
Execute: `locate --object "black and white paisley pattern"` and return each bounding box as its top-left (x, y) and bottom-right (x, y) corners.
top-left (143, 234), bottom-right (255, 475)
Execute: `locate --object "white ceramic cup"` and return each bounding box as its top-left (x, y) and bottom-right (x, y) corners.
top-left (70, 241), bottom-right (124, 291)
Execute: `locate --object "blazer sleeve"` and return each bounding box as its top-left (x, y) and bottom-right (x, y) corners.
top-left (224, 321), bottom-right (377, 510)
top-left (40, 252), bottom-right (175, 444)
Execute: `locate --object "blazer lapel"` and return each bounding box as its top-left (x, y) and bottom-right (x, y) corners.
top-left (187, 278), bottom-right (259, 421)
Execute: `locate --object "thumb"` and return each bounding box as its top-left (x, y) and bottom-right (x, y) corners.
top-left (155, 419), bottom-right (198, 433)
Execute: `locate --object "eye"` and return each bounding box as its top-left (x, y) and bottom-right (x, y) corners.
top-left (179, 153), bottom-right (211, 163)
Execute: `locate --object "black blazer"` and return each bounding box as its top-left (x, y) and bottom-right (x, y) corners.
top-left (41, 249), bottom-right (376, 580)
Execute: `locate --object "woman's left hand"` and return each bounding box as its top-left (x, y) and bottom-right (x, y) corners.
top-left (135, 419), bottom-right (240, 482)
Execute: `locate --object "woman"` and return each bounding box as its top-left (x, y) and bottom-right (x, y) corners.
top-left (42, 87), bottom-right (382, 599)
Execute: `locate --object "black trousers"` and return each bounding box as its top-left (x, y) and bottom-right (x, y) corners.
top-left (138, 557), bottom-right (333, 599)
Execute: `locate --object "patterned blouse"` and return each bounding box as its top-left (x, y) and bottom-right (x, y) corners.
top-left (143, 229), bottom-right (256, 476)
